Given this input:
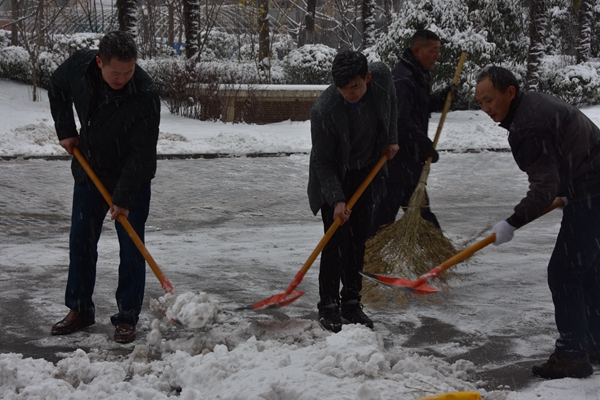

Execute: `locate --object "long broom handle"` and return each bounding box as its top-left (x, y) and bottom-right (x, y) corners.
top-left (431, 52), bottom-right (467, 151)
top-left (72, 147), bottom-right (175, 294)
top-left (409, 52), bottom-right (467, 204)
top-left (410, 197), bottom-right (564, 288)
top-left (284, 154), bottom-right (389, 296)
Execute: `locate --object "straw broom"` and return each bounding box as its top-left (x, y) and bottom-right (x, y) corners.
top-left (362, 52), bottom-right (467, 307)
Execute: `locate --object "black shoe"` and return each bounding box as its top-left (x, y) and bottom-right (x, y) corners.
top-left (532, 351), bottom-right (593, 379)
top-left (318, 302), bottom-right (342, 333)
top-left (588, 348), bottom-right (600, 364)
top-left (341, 300), bottom-right (374, 329)
top-left (114, 323), bottom-right (136, 343)
top-left (51, 310), bottom-right (95, 335)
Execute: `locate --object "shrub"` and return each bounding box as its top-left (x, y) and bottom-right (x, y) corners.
top-left (282, 44), bottom-right (337, 84)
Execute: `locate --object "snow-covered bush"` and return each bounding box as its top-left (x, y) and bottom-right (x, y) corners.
top-left (0, 46), bottom-right (31, 83)
top-left (282, 44), bottom-right (337, 84)
top-left (0, 30), bottom-right (10, 50)
top-left (49, 33), bottom-right (102, 59)
top-left (538, 60), bottom-right (600, 107)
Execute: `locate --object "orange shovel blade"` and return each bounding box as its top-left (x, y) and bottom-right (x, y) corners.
top-left (250, 290), bottom-right (305, 310)
top-left (360, 272), bottom-right (439, 295)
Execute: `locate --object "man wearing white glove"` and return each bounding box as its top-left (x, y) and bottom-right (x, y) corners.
top-left (476, 66), bottom-right (600, 380)
top-left (491, 220), bottom-right (516, 246)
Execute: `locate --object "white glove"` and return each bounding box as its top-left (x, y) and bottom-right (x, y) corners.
top-left (491, 220), bottom-right (516, 246)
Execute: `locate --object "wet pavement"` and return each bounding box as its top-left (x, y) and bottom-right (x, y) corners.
top-left (0, 153), bottom-right (561, 392)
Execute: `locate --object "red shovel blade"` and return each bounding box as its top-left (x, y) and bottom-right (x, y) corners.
top-left (360, 272), bottom-right (439, 295)
top-left (250, 290), bottom-right (305, 310)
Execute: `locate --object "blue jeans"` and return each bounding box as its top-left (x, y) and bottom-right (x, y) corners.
top-left (549, 196), bottom-right (600, 354)
top-left (65, 179), bottom-right (151, 327)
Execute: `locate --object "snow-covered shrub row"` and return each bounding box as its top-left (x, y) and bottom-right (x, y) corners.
top-left (282, 44), bottom-right (337, 84)
top-left (0, 30), bottom-right (9, 50)
top-left (538, 58), bottom-right (600, 107)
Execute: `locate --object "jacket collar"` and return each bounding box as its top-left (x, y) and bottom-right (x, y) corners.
top-left (499, 90), bottom-right (523, 130)
top-left (400, 46), bottom-right (431, 87)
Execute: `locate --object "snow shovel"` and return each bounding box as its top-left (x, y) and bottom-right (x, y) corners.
top-left (361, 197), bottom-right (564, 295)
top-left (72, 147), bottom-right (175, 295)
top-left (249, 154), bottom-right (389, 310)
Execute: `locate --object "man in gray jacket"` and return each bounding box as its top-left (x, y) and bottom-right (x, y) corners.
top-left (475, 66), bottom-right (600, 379)
top-left (308, 51), bottom-right (398, 332)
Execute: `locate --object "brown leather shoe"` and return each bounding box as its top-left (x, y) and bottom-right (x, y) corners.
top-left (114, 323), bottom-right (136, 343)
top-left (51, 310), bottom-right (95, 335)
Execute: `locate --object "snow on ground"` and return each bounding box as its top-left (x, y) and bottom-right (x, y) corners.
top-left (2, 79), bottom-right (600, 399)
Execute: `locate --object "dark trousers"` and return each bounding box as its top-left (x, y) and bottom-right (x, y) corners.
top-left (319, 168), bottom-right (374, 306)
top-left (549, 196), bottom-right (600, 354)
top-left (65, 179), bottom-right (151, 327)
top-left (368, 178), bottom-right (440, 238)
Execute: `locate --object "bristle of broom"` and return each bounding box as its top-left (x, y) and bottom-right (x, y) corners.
top-left (361, 179), bottom-right (459, 308)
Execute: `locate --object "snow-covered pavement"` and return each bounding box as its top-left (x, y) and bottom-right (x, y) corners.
top-left (2, 79), bottom-right (600, 399)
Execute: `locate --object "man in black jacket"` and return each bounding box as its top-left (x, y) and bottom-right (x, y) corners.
top-left (48, 31), bottom-right (160, 343)
top-left (308, 51), bottom-right (398, 332)
top-left (475, 66), bottom-right (600, 379)
top-left (369, 29), bottom-right (449, 237)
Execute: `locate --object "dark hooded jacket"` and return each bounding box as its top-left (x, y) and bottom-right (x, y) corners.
top-left (307, 61), bottom-right (398, 215)
top-left (48, 49), bottom-right (160, 209)
top-left (501, 90), bottom-right (600, 227)
top-left (388, 47), bottom-right (446, 184)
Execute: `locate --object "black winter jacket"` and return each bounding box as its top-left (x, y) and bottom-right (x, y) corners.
top-left (307, 62), bottom-right (398, 215)
top-left (49, 49), bottom-right (160, 209)
top-left (388, 47), bottom-right (446, 184)
top-left (502, 90), bottom-right (600, 227)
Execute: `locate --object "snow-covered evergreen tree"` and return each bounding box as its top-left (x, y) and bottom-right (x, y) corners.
top-left (526, 0), bottom-right (545, 90)
top-left (361, 0), bottom-right (377, 50)
top-left (576, 0), bottom-right (594, 63)
top-left (116, 0), bottom-right (138, 37)
top-left (183, 0), bottom-right (200, 59)
top-left (468, 0), bottom-right (528, 65)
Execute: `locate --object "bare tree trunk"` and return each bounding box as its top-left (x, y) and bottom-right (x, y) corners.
top-left (183, 0), bottom-right (199, 59)
top-left (305, 0), bottom-right (316, 45)
top-left (526, 0), bottom-right (545, 90)
top-left (361, 0), bottom-right (376, 49)
top-left (117, 0), bottom-right (138, 36)
top-left (11, 0), bottom-right (19, 46)
top-left (257, 0), bottom-right (270, 70)
top-left (168, 3), bottom-right (175, 48)
top-left (576, 0), bottom-right (593, 63)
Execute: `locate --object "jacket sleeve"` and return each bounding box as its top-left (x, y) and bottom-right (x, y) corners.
top-left (507, 136), bottom-right (560, 227)
top-left (429, 88), bottom-right (447, 114)
top-left (48, 54), bottom-right (79, 141)
top-left (310, 106), bottom-right (345, 207)
top-left (111, 92), bottom-right (161, 209)
top-left (396, 76), bottom-right (434, 162)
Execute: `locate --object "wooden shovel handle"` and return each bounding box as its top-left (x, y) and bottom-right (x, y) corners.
top-left (437, 197), bottom-right (564, 276)
top-left (284, 154), bottom-right (388, 295)
top-left (72, 147), bottom-right (174, 294)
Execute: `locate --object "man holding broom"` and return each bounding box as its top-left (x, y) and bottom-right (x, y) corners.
top-left (48, 31), bottom-right (160, 343)
top-left (308, 50), bottom-right (399, 332)
top-left (370, 29), bottom-right (454, 237)
top-left (475, 66), bottom-right (600, 379)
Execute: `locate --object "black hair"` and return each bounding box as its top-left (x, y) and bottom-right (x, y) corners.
top-left (410, 29), bottom-right (441, 48)
top-left (331, 50), bottom-right (368, 88)
top-left (98, 31), bottom-right (138, 64)
top-left (476, 66), bottom-right (520, 93)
